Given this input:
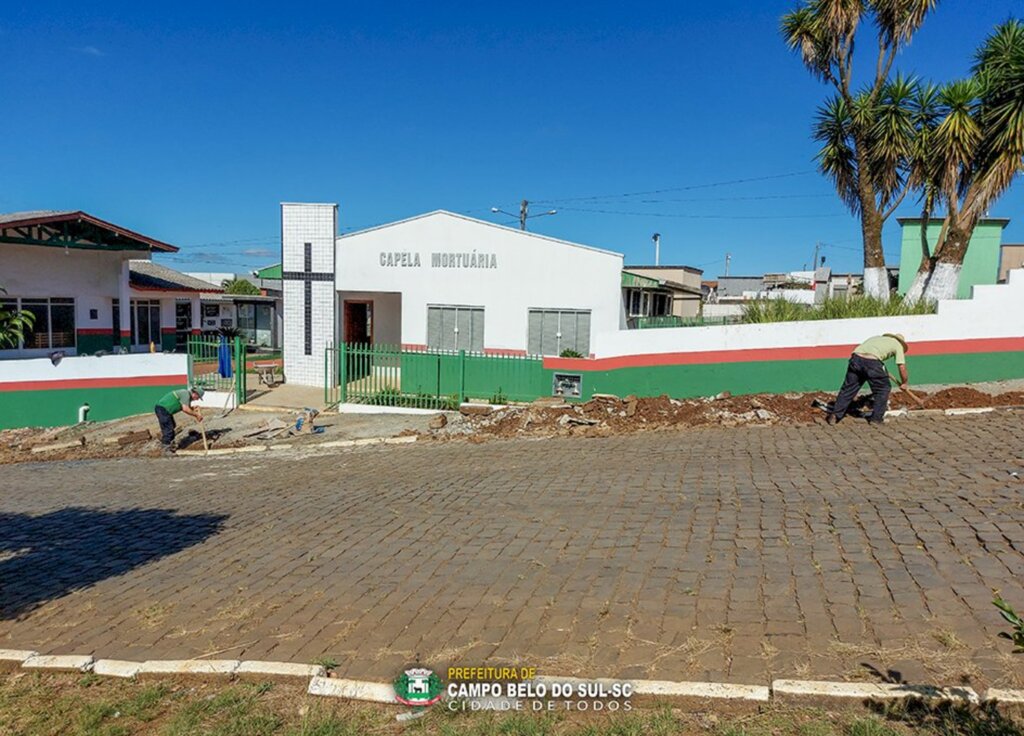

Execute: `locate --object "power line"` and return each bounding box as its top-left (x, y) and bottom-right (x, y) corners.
top-left (555, 206), bottom-right (845, 220)
top-left (532, 170), bottom-right (817, 204)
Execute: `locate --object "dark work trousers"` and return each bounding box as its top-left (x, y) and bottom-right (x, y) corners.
top-left (154, 405), bottom-right (177, 446)
top-left (831, 354), bottom-right (891, 423)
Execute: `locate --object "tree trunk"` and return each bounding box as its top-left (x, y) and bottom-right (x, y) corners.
top-left (853, 137), bottom-right (890, 300)
top-left (861, 208), bottom-right (889, 299)
top-left (922, 225), bottom-right (970, 302)
top-left (904, 214), bottom-right (946, 304)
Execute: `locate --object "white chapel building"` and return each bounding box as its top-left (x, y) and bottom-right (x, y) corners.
top-left (281, 203), bottom-right (628, 386)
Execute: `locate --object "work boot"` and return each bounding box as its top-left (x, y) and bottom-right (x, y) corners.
top-left (162, 444), bottom-right (177, 456)
top-left (826, 414), bottom-right (838, 425)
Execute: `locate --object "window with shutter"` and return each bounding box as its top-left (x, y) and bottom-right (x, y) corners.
top-left (426, 305), bottom-right (485, 352)
top-left (527, 309), bottom-right (591, 356)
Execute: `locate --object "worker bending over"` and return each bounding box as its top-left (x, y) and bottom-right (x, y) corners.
top-left (154, 385), bottom-right (205, 454)
top-left (828, 333), bottom-right (909, 425)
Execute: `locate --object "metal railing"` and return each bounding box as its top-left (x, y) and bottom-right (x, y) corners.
top-left (186, 335), bottom-right (247, 406)
top-left (325, 343), bottom-right (548, 408)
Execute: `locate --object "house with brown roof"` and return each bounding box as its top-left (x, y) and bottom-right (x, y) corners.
top-left (0, 210), bottom-right (219, 357)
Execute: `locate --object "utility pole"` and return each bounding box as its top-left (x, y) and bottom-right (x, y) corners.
top-left (812, 241), bottom-right (821, 272)
top-left (652, 233), bottom-right (661, 266)
top-left (725, 252), bottom-right (731, 277)
top-left (491, 201), bottom-right (557, 231)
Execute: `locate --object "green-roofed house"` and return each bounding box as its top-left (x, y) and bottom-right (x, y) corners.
top-left (621, 265), bottom-right (704, 328)
top-left (897, 217), bottom-right (1009, 299)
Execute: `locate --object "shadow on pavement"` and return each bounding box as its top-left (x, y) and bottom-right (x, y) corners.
top-left (0, 507), bottom-right (227, 619)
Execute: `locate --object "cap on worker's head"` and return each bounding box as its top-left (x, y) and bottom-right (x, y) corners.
top-left (189, 385), bottom-right (205, 398)
top-left (884, 333), bottom-right (909, 353)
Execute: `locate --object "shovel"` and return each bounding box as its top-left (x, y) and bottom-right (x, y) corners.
top-left (196, 409), bottom-right (210, 454)
top-left (888, 371), bottom-right (927, 409)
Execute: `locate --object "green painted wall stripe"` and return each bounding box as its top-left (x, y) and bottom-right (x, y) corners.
top-left (0, 383), bottom-right (184, 430)
top-left (545, 350), bottom-right (1024, 401)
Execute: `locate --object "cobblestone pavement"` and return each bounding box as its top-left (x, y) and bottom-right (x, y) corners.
top-left (3, 413), bottom-right (1024, 688)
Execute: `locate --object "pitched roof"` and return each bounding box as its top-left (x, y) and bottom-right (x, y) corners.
top-left (0, 210), bottom-right (178, 252)
top-left (130, 260), bottom-right (222, 292)
top-left (337, 210), bottom-right (623, 258)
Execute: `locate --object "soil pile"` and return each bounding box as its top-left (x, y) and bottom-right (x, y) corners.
top-left (435, 387), bottom-right (1024, 441)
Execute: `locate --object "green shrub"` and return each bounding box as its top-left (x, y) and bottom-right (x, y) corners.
top-left (559, 348), bottom-right (585, 358)
top-left (741, 296), bottom-right (937, 324)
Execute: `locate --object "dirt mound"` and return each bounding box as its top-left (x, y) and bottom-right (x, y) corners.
top-left (434, 385), bottom-right (1024, 442)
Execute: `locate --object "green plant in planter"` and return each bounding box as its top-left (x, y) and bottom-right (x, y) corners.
top-left (559, 349), bottom-right (584, 358)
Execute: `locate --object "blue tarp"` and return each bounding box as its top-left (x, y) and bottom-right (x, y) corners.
top-left (218, 339), bottom-right (233, 379)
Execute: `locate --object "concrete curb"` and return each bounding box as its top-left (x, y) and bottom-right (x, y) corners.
top-left (0, 650), bottom-right (37, 672)
top-left (308, 675), bottom-right (396, 703)
top-left (93, 660), bottom-right (143, 678)
top-left (21, 654), bottom-right (94, 672)
top-left (138, 659), bottom-right (240, 676)
top-left (983, 688), bottom-right (1024, 704)
top-left (4, 650), bottom-right (1009, 713)
top-left (535, 675), bottom-right (769, 701)
top-left (772, 679), bottom-right (979, 705)
top-left (177, 446), bottom-right (268, 457)
top-left (238, 661), bottom-right (326, 679)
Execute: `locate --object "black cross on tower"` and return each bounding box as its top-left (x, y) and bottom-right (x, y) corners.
top-left (282, 242), bottom-right (333, 355)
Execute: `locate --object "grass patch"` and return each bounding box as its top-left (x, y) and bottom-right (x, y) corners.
top-left (741, 296), bottom-right (937, 324)
top-left (3, 673), bottom-right (1024, 735)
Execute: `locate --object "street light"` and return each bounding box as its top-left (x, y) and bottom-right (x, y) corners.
top-left (491, 200), bottom-right (557, 230)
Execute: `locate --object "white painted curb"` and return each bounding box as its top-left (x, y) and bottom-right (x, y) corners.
top-left (945, 407), bottom-right (995, 416)
top-left (983, 688), bottom-right (1024, 704)
top-left (773, 680), bottom-right (979, 703)
top-left (22, 654), bottom-right (94, 672)
top-left (93, 660), bottom-right (143, 678)
top-left (536, 675), bottom-right (769, 701)
top-left (308, 676), bottom-right (396, 703)
top-left (237, 661), bottom-right (326, 679)
top-left (0, 649), bottom-right (37, 665)
top-left (139, 659), bottom-right (240, 675)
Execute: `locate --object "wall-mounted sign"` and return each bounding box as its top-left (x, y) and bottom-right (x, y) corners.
top-left (378, 251), bottom-right (498, 269)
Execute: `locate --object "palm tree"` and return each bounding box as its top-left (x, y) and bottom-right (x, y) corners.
top-left (904, 20), bottom-right (1024, 302)
top-left (782, 0), bottom-right (940, 298)
top-left (0, 287), bottom-right (35, 349)
top-left (221, 277), bottom-right (261, 296)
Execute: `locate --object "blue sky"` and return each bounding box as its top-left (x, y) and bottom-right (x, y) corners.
top-left (1, 1), bottom-right (1021, 277)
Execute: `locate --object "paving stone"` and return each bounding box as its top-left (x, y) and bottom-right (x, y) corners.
top-left (1, 414), bottom-right (1022, 687)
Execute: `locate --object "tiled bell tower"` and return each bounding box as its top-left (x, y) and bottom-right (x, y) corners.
top-left (281, 203), bottom-right (337, 386)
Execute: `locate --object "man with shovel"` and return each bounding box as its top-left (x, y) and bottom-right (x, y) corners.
top-left (828, 333), bottom-right (909, 425)
top-left (154, 385), bottom-right (205, 454)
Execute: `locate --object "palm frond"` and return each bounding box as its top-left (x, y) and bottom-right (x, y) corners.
top-left (813, 95), bottom-right (861, 212)
top-left (871, 0), bottom-right (940, 46)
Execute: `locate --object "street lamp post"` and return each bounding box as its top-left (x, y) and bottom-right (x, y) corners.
top-left (491, 200), bottom-right (557, 231)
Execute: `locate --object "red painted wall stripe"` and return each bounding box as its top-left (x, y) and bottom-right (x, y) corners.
top-left (0, 374), bottom-right (187, 392)
top-left (77, 328), bottom-right (114, 335)
top-left (544, 336), bottom-right (1024, 371)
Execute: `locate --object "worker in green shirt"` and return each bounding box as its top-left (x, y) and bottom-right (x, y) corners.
top-left (828, 333), bottom-right (909, 425)
top-left (154, 385), bottom-right (205, 453)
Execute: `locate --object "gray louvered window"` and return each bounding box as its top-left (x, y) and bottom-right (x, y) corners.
top-left (527, 309), bottom-right (591, 356)
top-left (426, 305), bottom-right (484, 352)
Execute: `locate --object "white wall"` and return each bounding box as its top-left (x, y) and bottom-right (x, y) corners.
top-left (0, 243), bottom-right (149, 332)
top-left (0, 352), bottom-right (189, 384)
top-left (593, 268), bottom-right (1024, 357)
top-left (335, 212), bottom-right (623, 352)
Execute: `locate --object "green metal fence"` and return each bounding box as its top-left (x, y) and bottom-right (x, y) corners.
top-left (187, 335), bottom-right (248, 406)
top-left (632, 315), bottom-right (737, 329)
top-left (325, 343), bottom-right (548, 408)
